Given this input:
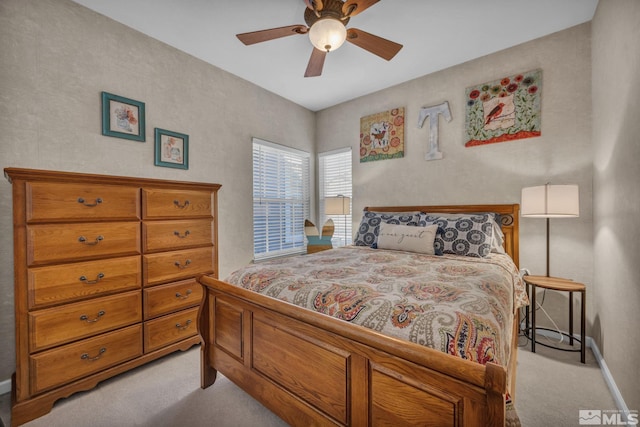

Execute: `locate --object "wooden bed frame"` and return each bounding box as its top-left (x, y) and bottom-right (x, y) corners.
top-left (199, 204), bottom-right (520, 426)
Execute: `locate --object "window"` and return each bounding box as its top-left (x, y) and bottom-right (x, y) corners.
top-left (319, 148), bottom-right (352, 246)
top-left (253, 138), bottom-right (310, 260)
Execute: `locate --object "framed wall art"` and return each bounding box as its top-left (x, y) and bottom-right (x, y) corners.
top-left (359, 107), bottom-right (405, 162)
top-left (154, 128), bottom-right (189, 170)
top-left (101, 91), bottom-right (145, 142)
top-left (464, 69), bottom-right (542, 147)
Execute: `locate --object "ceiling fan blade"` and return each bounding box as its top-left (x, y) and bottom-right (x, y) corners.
top-left (346, 28), bottom-right (402, 61)
top-left (342, 0), bottom-right (379, 17)
top-left (304, 48), bottom-right (326, 77)
top-left (237, 25), bottom-right (308, 45)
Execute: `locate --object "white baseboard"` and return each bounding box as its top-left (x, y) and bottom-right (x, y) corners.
top-left (533, 328), bottom-right (630, 417)
top-left (588, 337), bottom-right (634, 420)
top-left (0, 378), bottom-right (10, 395)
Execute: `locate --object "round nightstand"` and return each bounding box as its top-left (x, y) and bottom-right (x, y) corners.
top-left (523, 275), bottom-right (586, 363)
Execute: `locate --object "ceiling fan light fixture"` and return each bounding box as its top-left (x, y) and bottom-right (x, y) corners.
top-left (309, 17), bottom-right (347, 52)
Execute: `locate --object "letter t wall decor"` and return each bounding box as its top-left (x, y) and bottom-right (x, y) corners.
top-left (464, 69), bottom-right (542, 147)
top-left (417, 101), bottom-right (452, 161)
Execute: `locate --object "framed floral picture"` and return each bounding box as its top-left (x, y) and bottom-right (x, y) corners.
top-left (359, 107), bottom-right (405, 162)
top-left (464, 69), bottom-right (542, 147)
top-left (101, 92), bottom-right (145, 142)
top-left (154, 128), bottom-right (189, 170)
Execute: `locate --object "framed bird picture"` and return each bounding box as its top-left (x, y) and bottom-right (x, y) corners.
top-left (464, 69), bottom-right (542, 147)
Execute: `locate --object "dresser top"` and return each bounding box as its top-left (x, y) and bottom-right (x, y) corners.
top-left (4, 167), bottom-right (221, 191)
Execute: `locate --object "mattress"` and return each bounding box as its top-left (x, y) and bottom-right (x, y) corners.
top-left (225, 246), bottom-right (528, 366)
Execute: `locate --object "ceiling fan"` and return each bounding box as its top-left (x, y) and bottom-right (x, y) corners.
top-left (236, 0), bottom-right (403, 77)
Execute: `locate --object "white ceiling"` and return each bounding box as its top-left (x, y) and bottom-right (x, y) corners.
top-left (71, 0), bottom-right (598, 112)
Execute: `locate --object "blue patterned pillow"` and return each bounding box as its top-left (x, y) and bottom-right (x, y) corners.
top-left (353, 211), bottom-right (424, 247)
top-left (423, 213), bottom-right (494, 258)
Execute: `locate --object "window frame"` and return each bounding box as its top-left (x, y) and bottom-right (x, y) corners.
top-left (319, 147), bottom-right (353, 247)
top-left (252, 138), bottom-right (311, 261)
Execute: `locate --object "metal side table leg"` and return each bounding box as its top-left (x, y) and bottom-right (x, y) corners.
top-left (531, 283), bottom-right (536, 353)
top-left (581, 289), bottom-right (586, 363)
top-left (569, 290), bottom-right (574, 345)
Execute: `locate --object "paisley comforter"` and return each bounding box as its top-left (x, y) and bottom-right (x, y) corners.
top-left (225, 246), bottom-right (528, 367)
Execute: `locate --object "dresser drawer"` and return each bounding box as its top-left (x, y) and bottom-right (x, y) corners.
top-left (143, 279), bottom-right (203, 320)
top-left (25, 182), bottom-right (139, 222)
top-left (29, 291), bottom-right (142, 352)
top-left (143, 219), bottom-right (212, 252)
top-left (143, 247), bottom-right (213, 286)
top-left (29, 325), bottom-right (143, 394)
top-left (28, 255), bottom-right (141, 309)
top-left (142, 188), bottom-right (212, 219)
top-left (27, 221), bottom-right (140, 265)
top-left (144, 307), bottom-right (199, 353)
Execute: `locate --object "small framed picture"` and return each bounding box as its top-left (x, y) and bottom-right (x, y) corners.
top-left (101, 92), bottom-right (145, 141)
top-left (154, 128), bottom-right (189, 170)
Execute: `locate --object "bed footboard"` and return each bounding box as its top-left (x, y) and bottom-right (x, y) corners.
top-left (199, 275), bottom-right (509, 426)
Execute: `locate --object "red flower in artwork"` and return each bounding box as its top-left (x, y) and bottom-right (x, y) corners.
top-left (126, 109), bottom-right (138, 125)
top-left (469, 89), bottom-right (480, 99)
top-left (514, 74), bottom-right (524, 83)
top-left (528, 85), bottom-right (538, 94)
top-left (501, 77), bottom-right (510, 86)
top-left (507, 83), bottom-right (518, 92)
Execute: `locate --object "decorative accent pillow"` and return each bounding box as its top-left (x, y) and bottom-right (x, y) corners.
top-left (423, 213), bottom-right (495, 258)
top-left (353, 211), bottom-right (424, 247)
top-left (377, 223), bottom-right (439, 254)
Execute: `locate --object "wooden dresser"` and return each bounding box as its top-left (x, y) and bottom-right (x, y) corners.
top-left (4, 168), bottom-right (220, 426)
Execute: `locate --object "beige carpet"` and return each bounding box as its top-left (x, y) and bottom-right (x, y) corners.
top-left (515, 334), bottom-right (617, 426)
top-left (0, 338), bottom-right (617, 426)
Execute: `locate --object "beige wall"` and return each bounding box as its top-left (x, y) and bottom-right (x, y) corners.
top-left (0, 0), bottom-right (315, 382)
top-left (592, 0), bottom-right (640, 411)
top-left (317, 24), bottom-right (594, 331)
top-left (1, 0), bottom-right (637, 415)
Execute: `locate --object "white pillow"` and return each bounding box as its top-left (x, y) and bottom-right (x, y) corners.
top-left (377, 223), bottom-right (439, 255)
top-left (489, 217), bottom-right (506, 254)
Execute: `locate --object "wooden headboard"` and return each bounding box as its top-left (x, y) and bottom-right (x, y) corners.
top-left (364, 204), bottom-right (520, 268)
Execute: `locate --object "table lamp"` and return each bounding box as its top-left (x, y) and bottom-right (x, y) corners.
top-left (325, 195), bottom-right (351, 246)
top-left (521, 184), bottom-right (579, 277)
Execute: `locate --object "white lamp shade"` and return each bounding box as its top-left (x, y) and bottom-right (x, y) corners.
top-left (325, 196), bottom-right (351, 215)
top-left (521, 184), bottom-right (579, 218)
top-left (309, 18), bottom-right (347, 52)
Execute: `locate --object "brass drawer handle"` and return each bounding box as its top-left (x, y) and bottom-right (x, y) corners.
top-left (175, 319), bottom-right (192, 331)
top-left (173, 199), bottom-right (190, 209)
top-left (79, 272), bottom-right (105, 284)
top-left (81, 347), bottom-right (106, 361)
top-left (173, 230), bottom-right (190, 239)
top-left (174, 259), bottom-right (192, 269)
top-left (175, 289), bottom-right (193, 300)
top-left (78, 235), bottom-right (104, 246)
top-left (77, 197), bottom-right (103, 207)
top-left (80, 310), bottom-right (105, 323)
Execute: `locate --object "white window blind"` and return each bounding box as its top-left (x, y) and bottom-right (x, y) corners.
top-left (253, 138), bottom-right (310, 261)
top-left (319, 148), bottom-right (352, 246)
